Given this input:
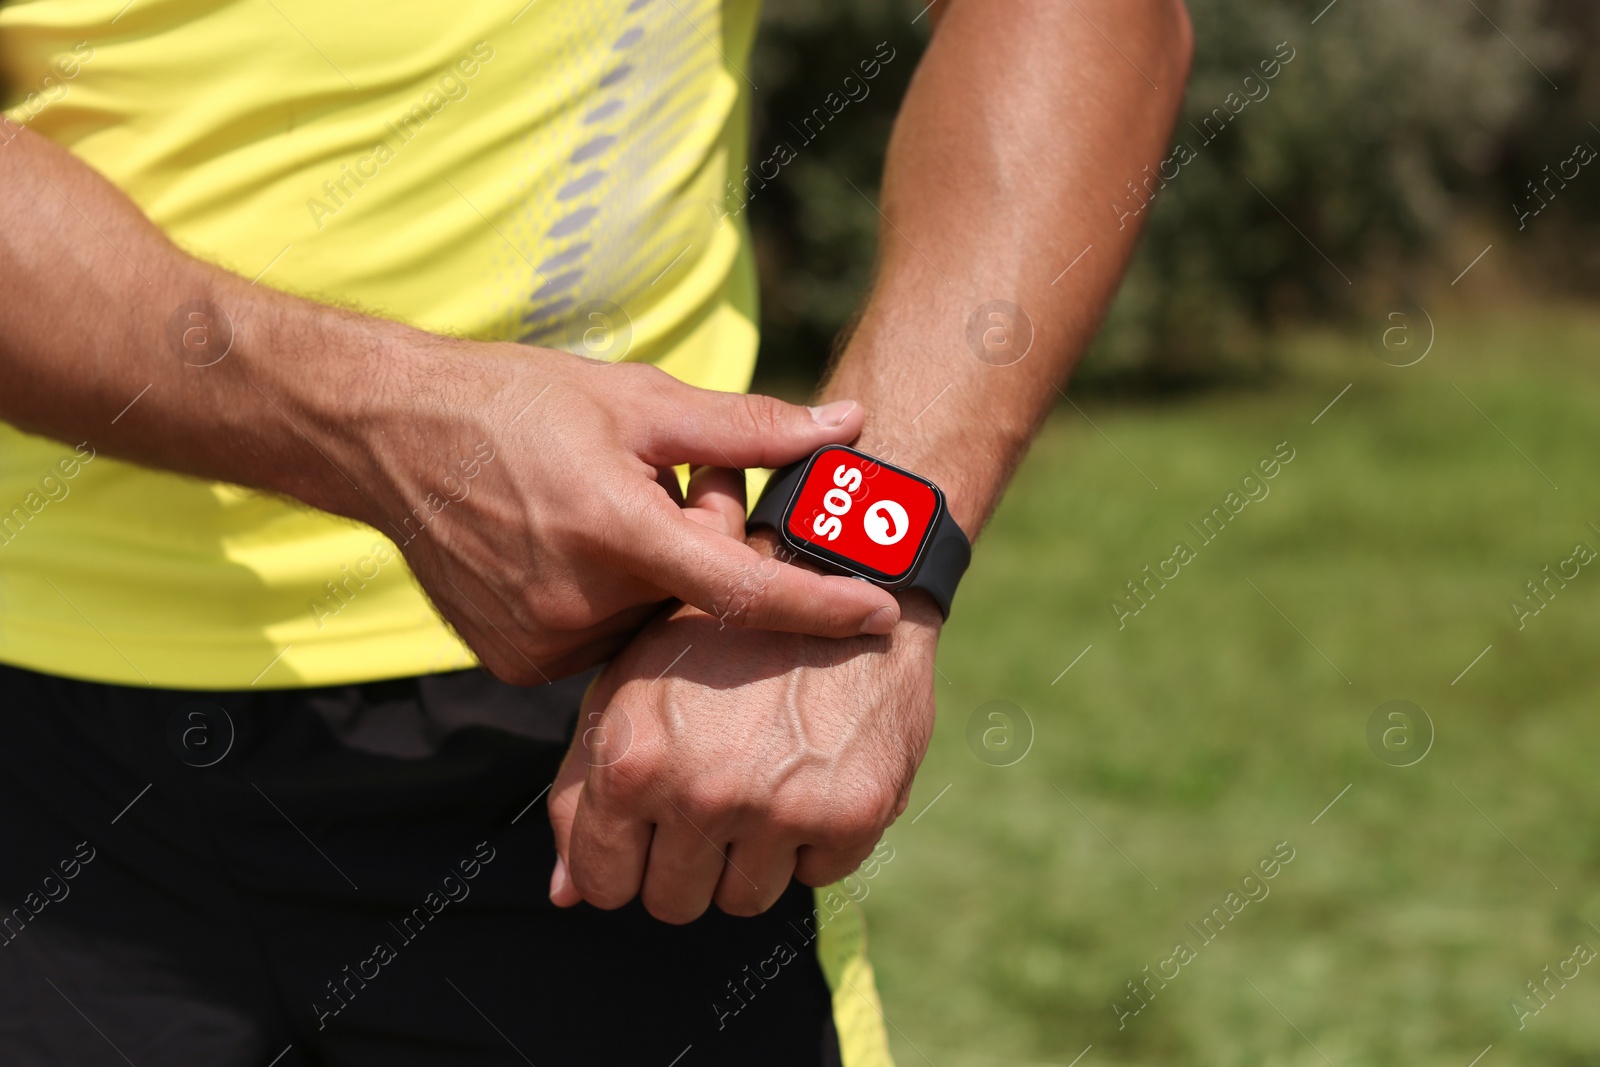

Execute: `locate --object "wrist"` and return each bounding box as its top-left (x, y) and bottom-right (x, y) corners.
top-left (221, 274), bottom-right (462, 524)
top-left (820, 297), bottom-right (1033, 539)
top-left (894, 587), bottom-right (945, 634)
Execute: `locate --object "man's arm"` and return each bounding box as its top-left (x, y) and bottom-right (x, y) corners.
top-left (0, 120), bottom-right (903, 681)
top-left (549, 0), bottom-right (1193, 920)
top-left (822, 0), bottom-right (1194, 542)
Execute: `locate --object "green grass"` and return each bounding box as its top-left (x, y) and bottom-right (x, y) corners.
top-left (867, 303), bottom-right (1600, 1067)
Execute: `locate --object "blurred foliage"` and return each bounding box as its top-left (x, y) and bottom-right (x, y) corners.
top-left (747, 0), bottom-right (1599, 391)
top-left (745, 0), bottom-right (922, 385)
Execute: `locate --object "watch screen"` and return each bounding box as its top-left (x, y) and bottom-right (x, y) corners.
top-left (785, 446), bottom-right (940, 583)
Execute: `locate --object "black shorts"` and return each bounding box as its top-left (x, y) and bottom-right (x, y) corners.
top-left (0, 663), bottom-right (843, 1066)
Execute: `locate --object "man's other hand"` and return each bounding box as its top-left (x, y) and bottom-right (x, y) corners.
top-left (544, 584), bottom-right (941, 922)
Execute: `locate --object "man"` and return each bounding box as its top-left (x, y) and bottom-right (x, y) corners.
top-left (0, 0), bottom-right (1190, 1063)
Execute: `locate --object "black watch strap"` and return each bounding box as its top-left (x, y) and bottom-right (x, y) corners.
top-left (913, 504), bottom-right (973, 617)
top-left (748, 458), bottom-right (972, 618)
top-left (747, 459), bottom-right (805, 536)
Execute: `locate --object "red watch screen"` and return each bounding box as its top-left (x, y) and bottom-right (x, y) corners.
top-left (784, 446), bottom-right (940, 583)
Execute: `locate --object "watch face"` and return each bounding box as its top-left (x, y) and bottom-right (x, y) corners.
top-left (783, 445), bottom-right (941, 584)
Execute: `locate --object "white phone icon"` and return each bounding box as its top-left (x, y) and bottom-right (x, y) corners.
top-left (863, 500), bottom-right (909, 546)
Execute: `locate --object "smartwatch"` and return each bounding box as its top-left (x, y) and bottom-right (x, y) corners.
top-left (748, 445), bottom-right (972, 618)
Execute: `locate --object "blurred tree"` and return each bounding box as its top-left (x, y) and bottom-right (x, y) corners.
top-left (1495, 0), bottom-right (1600, 292)
top-left (1091, 0), bottom-right (1563, 388)
top-left (747, 0), bottom-right (1579, 391)
top-left (744, 0), bottom-right (921, 388)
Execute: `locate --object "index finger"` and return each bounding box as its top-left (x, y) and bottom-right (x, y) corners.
top-left (631, 501), bottom-right (900, 637)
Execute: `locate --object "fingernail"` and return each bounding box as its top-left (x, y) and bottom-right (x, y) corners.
top-left (860, 604), bottom-right (898, 635)
top-left (808, 400), bottom-right (857, 428)
top-left (549, 855), bottom-right (571, 903)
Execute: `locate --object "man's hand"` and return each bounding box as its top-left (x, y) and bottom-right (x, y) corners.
top-left (340, 350), bottom-right (902, 682)
top-left (545, 586), bottom-right (941, 923)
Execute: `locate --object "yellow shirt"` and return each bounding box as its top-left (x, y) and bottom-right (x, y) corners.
top-left (0, 0), bottom-right (761, 689)
top-left (0, 8), bottom-right (896, 1062)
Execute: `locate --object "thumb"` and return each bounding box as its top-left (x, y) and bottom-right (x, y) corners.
top-left (640, 383), bottom-right (865, 471)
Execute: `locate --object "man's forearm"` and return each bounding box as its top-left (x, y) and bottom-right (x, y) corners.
top-left (822, 0), bottom-right (1193, 537)
top-left (0, 120), bottom-right (437, 521)
top-left (2, 122), bottom-right (906, 677)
